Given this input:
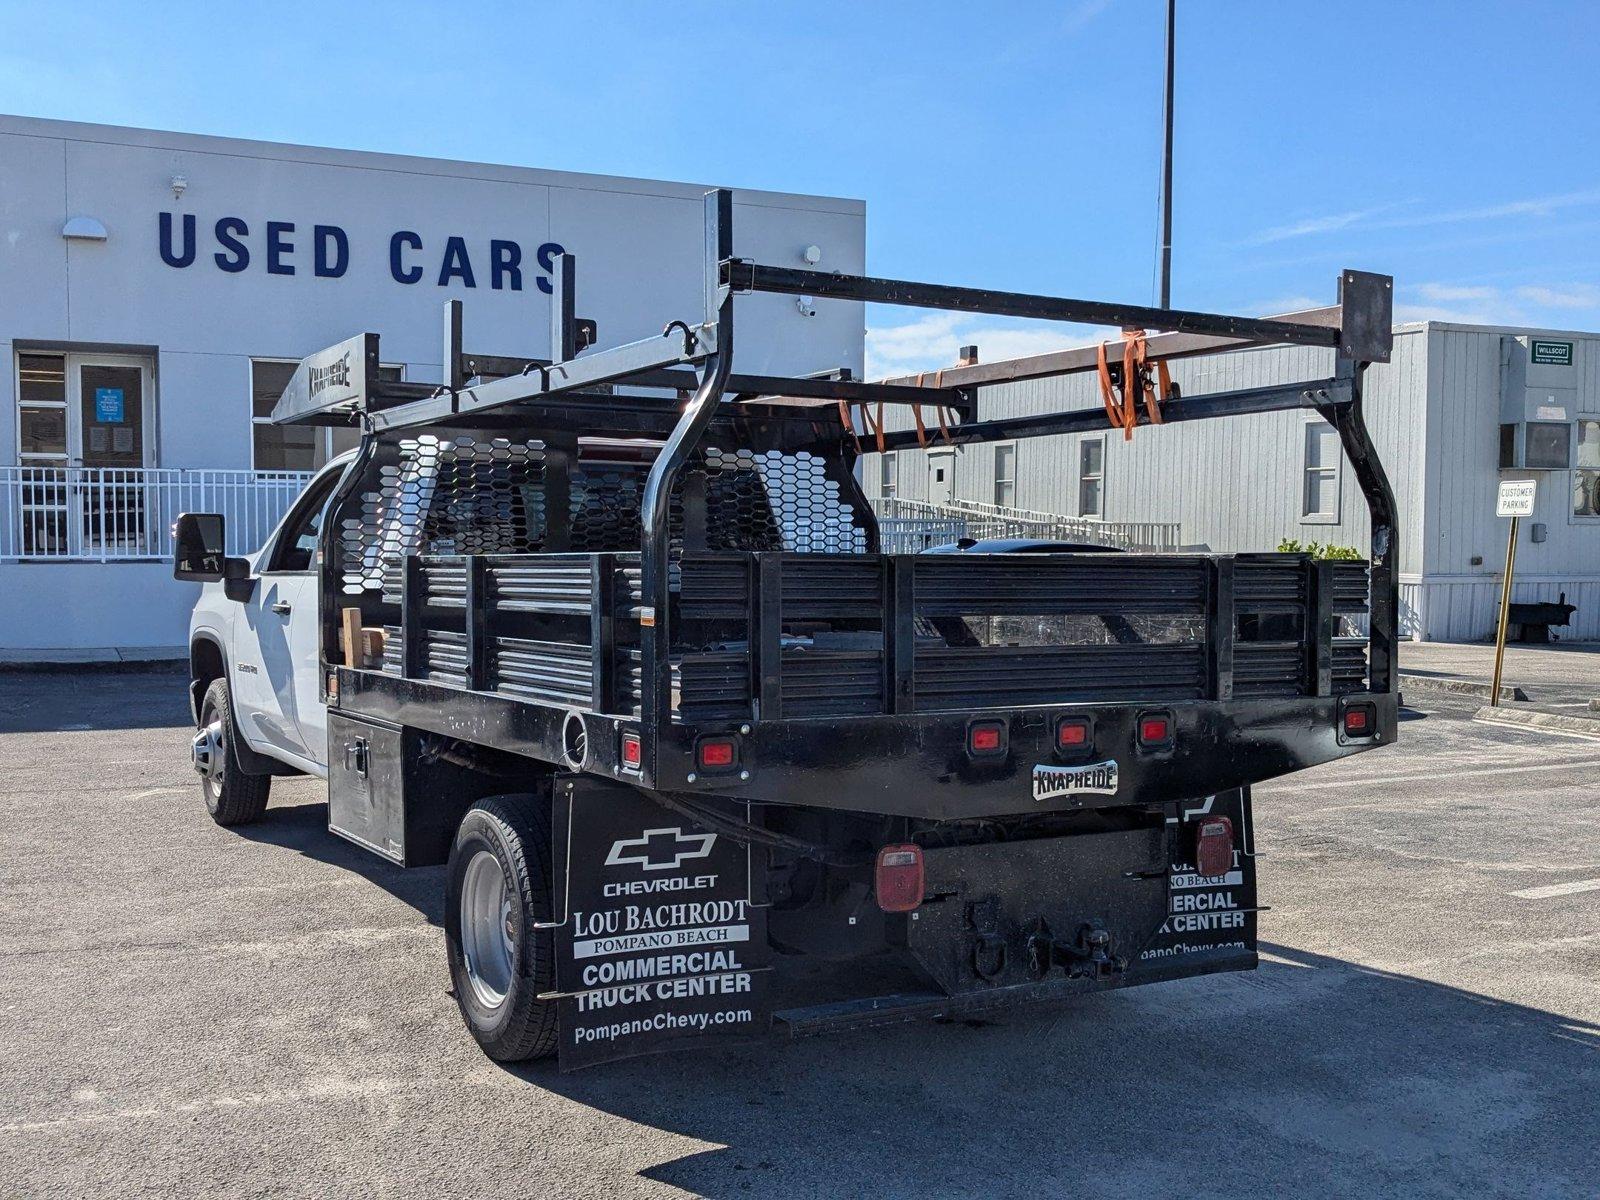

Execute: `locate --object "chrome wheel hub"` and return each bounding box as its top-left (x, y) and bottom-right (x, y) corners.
top-left (461, 850), bottom-right (515, 1010)
top-left (192, 719), bottom-right (225, 785)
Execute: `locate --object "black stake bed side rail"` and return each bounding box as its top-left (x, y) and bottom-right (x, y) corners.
top-left (328, 543), bottom-right (1394, 822)
top-left (290, 188), bottom-right (1398, 818)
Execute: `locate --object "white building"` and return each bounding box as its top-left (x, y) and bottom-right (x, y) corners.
top-left (0, 116), bottom-right (864, 656)
top-left (876, 323), bottom-right (1600, 642)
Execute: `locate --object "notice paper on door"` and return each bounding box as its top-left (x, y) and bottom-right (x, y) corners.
top-left (95, 388), bottom-right (125, 422)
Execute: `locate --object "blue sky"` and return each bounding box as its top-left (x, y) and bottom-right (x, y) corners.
top-left (4, 0), bottom-right (1598, 376)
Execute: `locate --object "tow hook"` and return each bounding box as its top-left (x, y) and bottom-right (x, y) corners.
top-left (966, 897), bottom-right (1008, 982)
top-left (1024, 918), bottom-right (1127, 982)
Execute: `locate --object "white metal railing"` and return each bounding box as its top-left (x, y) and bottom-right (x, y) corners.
top-left (877, 516), bottom-right (969, 553)
top-left (872, 496), bottom-right (1183, 552)
top-left (0, 467), bottom-right (314, 562)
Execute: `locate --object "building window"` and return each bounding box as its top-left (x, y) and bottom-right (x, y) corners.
top-left (1302, 421), bottom-right (1341, 523)
top-left (17, 353), bottom-right (68, 465)
top-left (1078, 437), bottom-right (1104, 518)
top-left (879, 452), bottom-right (897, 499)
top-left (994, 444), bottom-right (1016, 508)
top-left (251, 359), bottom-right (401, 471)
top-left (1575, 419), bottom-right (1600, 518)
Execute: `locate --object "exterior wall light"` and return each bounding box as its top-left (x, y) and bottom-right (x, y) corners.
top-left (61, 216), bottom-right (108, 241)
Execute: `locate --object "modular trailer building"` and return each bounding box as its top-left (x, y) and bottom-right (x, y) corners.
top-left (873, 322), bottom-right (1600, 642)
top-left (0, 115), bottom-right (864, 656)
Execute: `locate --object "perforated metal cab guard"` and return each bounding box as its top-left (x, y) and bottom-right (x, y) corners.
top-left (341, 433), bottom-right (871, 599)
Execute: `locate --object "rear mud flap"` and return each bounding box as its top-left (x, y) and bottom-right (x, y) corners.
top-left (548, 777), bottom-right (771, 1070)
top-left (1135, 787), bottom-right (1259, 971)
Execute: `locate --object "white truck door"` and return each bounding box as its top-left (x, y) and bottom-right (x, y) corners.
top-left (232, 574), bottom-right (309, 758)
top-left (237, 463), bottom-right (346, 766)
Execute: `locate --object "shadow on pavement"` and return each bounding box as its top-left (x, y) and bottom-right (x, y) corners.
top-left (513, 944), bottom-right (1599, 1199)
top-left (234, 797), bottom-right (447, 925)
top-left (0, 668), bottom-right (191, 733)
top-left (240, 804), bottom-right (1597, 1197)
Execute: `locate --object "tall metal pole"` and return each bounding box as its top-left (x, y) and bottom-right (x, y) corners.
top-left (1158, 0), bottom-right (1176, 308)
top-left (1490, 515), bottom-right (1519, 706)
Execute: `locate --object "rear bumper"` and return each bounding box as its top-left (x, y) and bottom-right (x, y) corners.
top-left (658, 691), bottom-right (1397, 820)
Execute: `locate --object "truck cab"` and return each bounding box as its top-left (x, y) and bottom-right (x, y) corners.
top-left (186, 455), bottom-right (352, 786)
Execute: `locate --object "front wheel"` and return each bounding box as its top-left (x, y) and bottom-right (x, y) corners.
top-left (444, 794), bottom-right (558, 1062)
top-left (194, 678), bottom-right (270, 826)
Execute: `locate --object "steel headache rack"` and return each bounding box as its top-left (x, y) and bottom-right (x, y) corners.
top-left (275, 188), bottom-right (1399, 821)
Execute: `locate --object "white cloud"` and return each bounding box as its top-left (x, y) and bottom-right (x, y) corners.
top-left (1513, 283), bottom-right (1600, 309)
top-left (1059, 0), bottom-right (1113, 35)
top-left (1394, 302), bottom-right (1506, 325)
top-left (865, 315), bottom-right (1113, 380)
top-left (868, 280), bottom-right (1600, 378)
top-left (1244, 209), bottom-right (1385, 246)
top-left (866, 292), bottom-right (1360, 380)
top-left (1416, 282), bottom-right (1497, 303)
top-left (1243, 294), bottom-right (1324, 315)
top-left (1242, 187), bottom-right (1600, 246)
top-left (1396, 278), bottom-right (1600, 328)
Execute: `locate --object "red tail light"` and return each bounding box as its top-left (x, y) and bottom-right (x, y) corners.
top-left (875, 844), bottom-right (925, 912)
top-left (1056, 716), bottom-right (1091, 752)
top-left (967, 719), bottom-right (1007, 758)
top-left (1194, 816), bottom-right (1234, 878)
top-left (620, 731), bottom-right (642, 771)
top-left (696, 736), bottom-right (737, 771)
top-left (1137, 711), bottom-right (1174, 749)
top-left (1342, 703), bottom-right (1375, 737)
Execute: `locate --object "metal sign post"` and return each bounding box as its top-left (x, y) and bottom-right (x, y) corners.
top-left (1490, 479), bottom-right (1537, 705)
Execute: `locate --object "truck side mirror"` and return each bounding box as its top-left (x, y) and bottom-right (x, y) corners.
top-left (173, 512), bottom-right (249, 586)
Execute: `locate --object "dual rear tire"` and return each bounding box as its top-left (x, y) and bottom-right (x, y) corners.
top-left (444, 794), bottom-right (559, 1062)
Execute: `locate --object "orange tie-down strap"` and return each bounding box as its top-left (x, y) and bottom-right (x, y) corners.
top-left (838, 374), bottom-right (957, 454)
top-left (835, 394), bottom-right (886, 453)
top-left (1097, 330), bottom-right (1176, 441)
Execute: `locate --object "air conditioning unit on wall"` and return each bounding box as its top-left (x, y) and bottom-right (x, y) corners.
top-left (1499, 335), bottom-right (1577, 469)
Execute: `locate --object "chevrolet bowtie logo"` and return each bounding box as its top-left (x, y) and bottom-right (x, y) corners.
top-left (605, 827), bottom-right (717, 872)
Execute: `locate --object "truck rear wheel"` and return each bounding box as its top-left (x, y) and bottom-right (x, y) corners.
top-left (445, 794), bottom-right (558, 1062)
top-left (194, 678), bottom-right (270, 826)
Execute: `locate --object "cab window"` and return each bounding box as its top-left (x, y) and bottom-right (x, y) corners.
top-left (266, 465), bottom-right (344, 573)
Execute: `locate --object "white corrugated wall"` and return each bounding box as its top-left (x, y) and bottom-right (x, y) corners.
top-left (1415, 326), bottom-right (1600, 641)
top-left (870, 330), bottom-right (1429, 575)
top-left (866, 322), bottom-right (1600, 642)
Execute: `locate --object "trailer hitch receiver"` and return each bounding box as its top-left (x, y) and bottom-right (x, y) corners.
top-left (1024, 918), bottom-right (1128, 982)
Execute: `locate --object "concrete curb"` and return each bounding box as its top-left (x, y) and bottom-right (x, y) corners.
top-left (0, 647), bottom-right (186, 674)
top-left (1473, 705), bottom-right (1600, 741)
top-left (1400, 672), bottom-right (1527, 702)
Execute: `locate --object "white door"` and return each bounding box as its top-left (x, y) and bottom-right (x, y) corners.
top-left (13, 351), bottom-right (154, 557)
top-left (233, 574), bottom-right (310, 759)
top-left (929, 450), bottom-right (956, 505)
top-left (232, 464), bottom-right (343, 766)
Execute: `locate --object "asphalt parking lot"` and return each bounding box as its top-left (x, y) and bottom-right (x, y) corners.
top-left (2, 666), bottom-right (1598, 1199)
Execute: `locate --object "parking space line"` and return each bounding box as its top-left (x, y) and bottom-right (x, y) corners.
top-left (1512, 878), bottom-right (1600, 900)
top-left (1268, 754), bottom-right (1600, 794)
